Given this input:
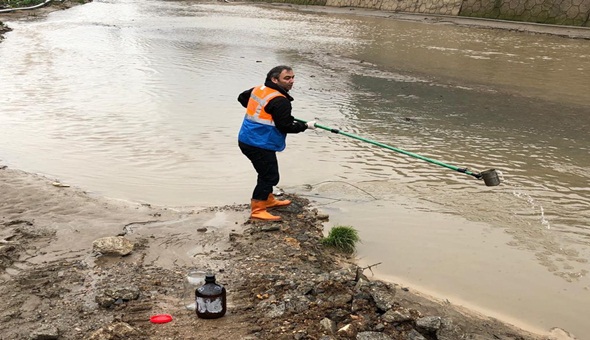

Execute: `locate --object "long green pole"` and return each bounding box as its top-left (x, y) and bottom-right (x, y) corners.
top-left (296, 118), bottom-right (482, 179)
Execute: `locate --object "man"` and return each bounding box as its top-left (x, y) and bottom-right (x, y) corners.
top-left (238, 65), bottom-right (316, 221)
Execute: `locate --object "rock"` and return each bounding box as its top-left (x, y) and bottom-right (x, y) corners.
top-left (326, 291), bottom-right (352, 305)
top-left (294, 331), bottom-right (307, 340)
top-left (406, 329), bottom-right (427, 340)
top-left (284, 237), bottom-right (300, 249)
top-left (415, 316), bottom-right (441, 332)
top-left (87, 322), bottom-right (138, 339)
top-left (284, 293), bottom-right (311, 313)
top-left (20, 295), bottom-right (42, 313)
top-left (95, 294), bottom-right (115, 308)
top-left (328, 308), bottom-right (349, 323)
top-left (329, 268), bottom-right (356, 282)
top-left (436, 318), bottom-right (461, 340)
top-left (351, 292), bottom-right (372, 313)
top-left (356, 331), bottom-right (393, 340)
top-left (355, 276), bottom-right (371, 291)
top-left (95, 286), bottom-right (140, 308)
top-left (320, 317), bottom-right (337, 334)
top-left (381, 309), bottom-right (413, 323)
top-left (369, 282), bottom-right (396, 312)
top-left (297, 282), bottom-right (315, 295)
top-left (264, 301), bottom-right (285, 318)
top-left (261, 225), bottom-right (280, 232)
top-left (29, 326), bottom-right (59, 340)
top-left (92, 236), bottom-right (134, 256)
top-left (338, 323), bottom-right (356, 337)
top-left (316, 213), bottom-right (329, 220)
top-left (106, 286), bottom-right (140, 300)
top-left (549, 328), bottom-right (577, 339)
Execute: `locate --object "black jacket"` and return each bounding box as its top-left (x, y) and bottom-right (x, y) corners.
top-left (238, 80), bottom-right (307, 134)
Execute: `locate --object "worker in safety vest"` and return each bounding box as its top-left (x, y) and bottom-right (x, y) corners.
top-left (238, 65), bottom-right (316, 221)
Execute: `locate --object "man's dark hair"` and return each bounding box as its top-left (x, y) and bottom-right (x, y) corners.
top-left (266, 65), bottom-right (292, 82)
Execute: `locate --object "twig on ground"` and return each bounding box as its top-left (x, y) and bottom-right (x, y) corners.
top-left (356, 262), bottom-right (382, 279)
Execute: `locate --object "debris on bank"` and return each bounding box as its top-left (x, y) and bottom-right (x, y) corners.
top-left (0, 183), bottom-right (545, 339)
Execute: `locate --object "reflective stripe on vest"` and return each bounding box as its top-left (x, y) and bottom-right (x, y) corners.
top-left (245, 85), bottom-right (285, 126)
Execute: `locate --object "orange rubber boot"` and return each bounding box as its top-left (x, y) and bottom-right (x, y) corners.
top-left (266, 194), bottom-right (291, 208)
top-left (251, 199), bottom-right (281, 221)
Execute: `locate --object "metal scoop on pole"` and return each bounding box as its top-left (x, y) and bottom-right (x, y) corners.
top-left (296, 118), bottom-right (501, 186)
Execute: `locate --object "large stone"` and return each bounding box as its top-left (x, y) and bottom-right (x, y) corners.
top-left (284, 293), bottom-right (311, 313)
top-left (264, 301), bottom-right (286, 318)
top-left (369, 282), bottom-right (396, 312)
top-left (29, 326), bottom-right (59, 340)
top-left (320, 317), bottom-right (337, 334)
top-left (436, 318), bottom-right (462, 340)
top-left (92, 236), bottom-right (134, 256)
top-left (95, 285), bottom-right (140, 308)
top-left (416, 316), bottom-right (442, 331)
top-left (381, 309), bottom-right (413, 323)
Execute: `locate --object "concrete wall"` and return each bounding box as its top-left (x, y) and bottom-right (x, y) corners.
top-left (461, 0), bottom-right (590, 26)
top-left (321, 0), bottom-right (590, 26)
top-left (327, 0), bottom-right (462, 15)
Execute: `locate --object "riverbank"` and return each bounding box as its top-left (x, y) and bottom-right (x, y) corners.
top-left (266, 2), bottom-right (590, 40)
top-left (0, 164), bottom-right (558, 339)
top-left (2, 0), bottom-right (590, 41)
top-left (0, 0), bottom-right (91, 38)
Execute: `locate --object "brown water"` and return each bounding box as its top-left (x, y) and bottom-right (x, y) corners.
top-left (1, 0), bottom-right (589, 336)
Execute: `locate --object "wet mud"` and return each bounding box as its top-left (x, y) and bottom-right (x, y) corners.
top-left (0, 166), bottom-right (553, 339)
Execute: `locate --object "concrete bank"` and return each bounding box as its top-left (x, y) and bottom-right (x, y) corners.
top-left (262, 1), bottom-right (590, 39)
top-left (256, 0), bottom-right (590, 27)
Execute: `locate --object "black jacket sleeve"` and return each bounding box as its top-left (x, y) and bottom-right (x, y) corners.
top-left (238, 88), bottom-right (253, 108)
top-left (265, 97), bottom-right (307, 134)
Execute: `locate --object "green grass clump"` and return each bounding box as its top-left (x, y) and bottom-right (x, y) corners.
top-left (321, 225), bottom-right (360, 254)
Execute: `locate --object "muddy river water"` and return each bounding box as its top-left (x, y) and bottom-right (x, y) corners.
top-left (1, 0), bottom-right (589, 337)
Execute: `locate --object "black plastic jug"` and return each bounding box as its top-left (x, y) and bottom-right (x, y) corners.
top-left (195, 274), bottom-right (226, 319)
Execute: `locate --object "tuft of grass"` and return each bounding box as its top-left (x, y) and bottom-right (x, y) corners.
top-left (320, 225), bottom-right (360, 254)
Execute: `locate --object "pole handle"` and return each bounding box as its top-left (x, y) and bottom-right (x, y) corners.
top-left (296, 118), bottom-right (484, 179)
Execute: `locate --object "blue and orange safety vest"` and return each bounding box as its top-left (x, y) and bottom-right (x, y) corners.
top-left (238, 85), bottom-right (287, 151)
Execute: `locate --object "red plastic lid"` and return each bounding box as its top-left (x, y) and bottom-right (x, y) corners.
top-left (150, 314), bottom-right (173, 324)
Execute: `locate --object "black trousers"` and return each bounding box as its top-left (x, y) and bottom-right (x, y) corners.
top-left (239, 141), bottom-right (280, 201)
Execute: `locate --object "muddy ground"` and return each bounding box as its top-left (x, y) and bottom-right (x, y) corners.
top-left (0, 1), bottom-right (583, 339)
top-left (0, 165), bottom-right (554, 340)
